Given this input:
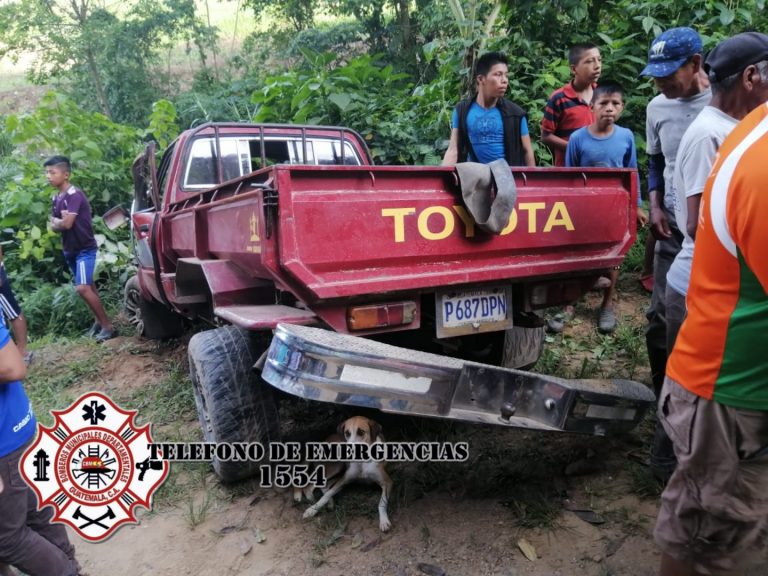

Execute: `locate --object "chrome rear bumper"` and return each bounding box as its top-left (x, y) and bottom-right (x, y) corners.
top-left (262, 324), bottom-right (655, 436)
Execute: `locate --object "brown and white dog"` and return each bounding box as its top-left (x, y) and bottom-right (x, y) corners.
top-left (297, 416), bottom-right (393, 532)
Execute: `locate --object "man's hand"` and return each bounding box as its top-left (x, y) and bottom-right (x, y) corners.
top-left (649, 204), bottom-right (672, 240)
top-left (648, 190), bottom-right (671, 240)
top-left (637, 207), bottom-right (649, 228)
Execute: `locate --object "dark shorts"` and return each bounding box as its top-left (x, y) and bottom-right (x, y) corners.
top-left (0, 266), bottom-right (21, 322)
top-left (654, 376), bottom-right (768, 574)
top-left (64, 249), bottom-right (97, 286)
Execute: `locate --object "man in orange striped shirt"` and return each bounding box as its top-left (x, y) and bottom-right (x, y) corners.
top-left (655, 39), bottom-right (768, 573)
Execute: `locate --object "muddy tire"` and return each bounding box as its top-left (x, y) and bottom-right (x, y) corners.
top-left (188, 326), bottom-right (280, 483)
top-left (501, 326), bottom-right (545, 370)
top-left (124, 276), bottom-right (184, 340)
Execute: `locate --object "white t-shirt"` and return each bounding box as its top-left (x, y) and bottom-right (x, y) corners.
top-left (645, 88), bottom-right (712, 215)
top-left (667, 106), bottom-right (738, 296)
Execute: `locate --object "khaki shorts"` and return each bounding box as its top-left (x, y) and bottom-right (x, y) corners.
top-left (654, 377), bottom-right (768, 575)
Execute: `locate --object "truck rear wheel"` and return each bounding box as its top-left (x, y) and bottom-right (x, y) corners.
top-left (188, 326), bottom-right (280, 483)
top-left (124, 276), bottom-right (184, 339)
top-left (501, 326), bottom-right (545, 370)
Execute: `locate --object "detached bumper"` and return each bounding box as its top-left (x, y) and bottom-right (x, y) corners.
top-left (262, 324), bottom-right (655, 436)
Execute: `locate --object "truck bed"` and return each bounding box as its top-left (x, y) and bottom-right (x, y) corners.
top-left (160, 164), bottom-right (636, 326)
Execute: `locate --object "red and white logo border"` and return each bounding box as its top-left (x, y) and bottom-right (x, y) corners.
top-left (21, 391), bottom-right (169, 541)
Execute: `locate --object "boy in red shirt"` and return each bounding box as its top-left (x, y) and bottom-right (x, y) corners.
top-left (541, 43), bottom-right (602, 166)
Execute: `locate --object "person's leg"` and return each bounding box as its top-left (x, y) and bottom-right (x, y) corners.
top-left (597, 268), bottom-right (619, 333)
top-left (24, 489), bottom-right (79, 572)
top-left (645, 231), bottom-right (680, 398)
top-left (646, 223), bottom-right (682, 481)
top-left (640, 233), bottom-right (656, 292)
top-left (651, 284), bottom-right (689, 483)
top-left (72, 250), bottom-right (114, 337)
top-left (655, 378), bottom-right (768, 576)
top-left (601, 268), bottom-right (619, 310)
top-left (0, 446), bottom-right (78, 576)
top-left (74, 284), bottom-right (112, 330)
top-left (665, 286), bottom-right (686, 363)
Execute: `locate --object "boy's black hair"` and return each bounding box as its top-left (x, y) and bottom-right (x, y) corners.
top-left (475, 52), bottom-right (508, 77)
top-left (43, 155), bottom-right (71, 172)
top-left (592, 80), bottom-right (624, 102)
top-left (569, 43), bottom-right (598, 66)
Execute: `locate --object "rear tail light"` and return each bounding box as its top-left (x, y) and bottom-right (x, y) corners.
top-left (347, 302), bottom-right (417, 331)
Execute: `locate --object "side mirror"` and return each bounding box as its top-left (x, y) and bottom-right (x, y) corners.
top-left (103, 206), bottom-right (129, 231)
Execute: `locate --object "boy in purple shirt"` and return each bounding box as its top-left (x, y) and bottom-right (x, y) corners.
top-left (47, 156), bottom-right (116, 342)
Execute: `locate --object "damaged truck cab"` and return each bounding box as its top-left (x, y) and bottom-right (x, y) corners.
top-left (125, 122), bottom-right (654, 482)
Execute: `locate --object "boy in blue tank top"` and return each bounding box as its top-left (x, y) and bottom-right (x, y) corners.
top-left (442, 51), bottom-right (536, 167)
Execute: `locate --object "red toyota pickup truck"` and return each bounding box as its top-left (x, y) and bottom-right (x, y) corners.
top-left (123, 122), bottom-right (654, 481)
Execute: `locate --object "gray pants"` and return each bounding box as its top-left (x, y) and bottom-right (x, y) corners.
top-left (665, 284), bottom-right (687, 356)
top-left (645, 222), bottom-right (683, 396)
top-left (645, 213), bottom-right (683, 479)
top-left (0, 442), bottom-right (80, 576)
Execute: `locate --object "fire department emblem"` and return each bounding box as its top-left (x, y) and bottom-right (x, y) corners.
top-left (20, 392), bottom-right (169, 541)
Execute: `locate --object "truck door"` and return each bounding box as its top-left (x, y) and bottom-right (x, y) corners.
top-left (131, 142), bottom-right (168, 303)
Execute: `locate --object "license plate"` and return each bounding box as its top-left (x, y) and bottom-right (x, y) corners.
top-left (436, 286), bottom-right (513, 337)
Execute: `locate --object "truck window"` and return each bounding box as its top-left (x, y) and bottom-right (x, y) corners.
top-left (313, 140), bottom-right (361, 165)
top-left (183, 135), bottom-right (361, 189)
top-left (249, 140), bottom-right (290, 170)
top-left (184, 139), bottom-right (217, 188)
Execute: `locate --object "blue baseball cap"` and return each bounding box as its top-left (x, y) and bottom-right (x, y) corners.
top-left (640, 27), bottom-right (703, 78)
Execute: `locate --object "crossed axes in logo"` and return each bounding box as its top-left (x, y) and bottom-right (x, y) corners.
top-left (72, 505), bottom-right (116, 530)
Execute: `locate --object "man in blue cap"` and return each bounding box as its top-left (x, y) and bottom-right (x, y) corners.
top-left (640, 27), bottom-right (711, 484)
top-left (654, 31), bottom-right (768, 576)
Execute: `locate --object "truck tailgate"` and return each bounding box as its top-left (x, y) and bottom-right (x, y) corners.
top-left (271, 165), bottom-right (637, 300)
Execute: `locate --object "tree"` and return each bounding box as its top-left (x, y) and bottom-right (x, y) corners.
top-left (241, 0), bottom-right (315, 32)
top-left (0, 0), bottom-right (215, 125)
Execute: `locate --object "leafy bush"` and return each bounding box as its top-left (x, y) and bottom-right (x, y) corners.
top-left (286, 21), bottom-right (366, 60)
top-left (0, 92), bottom-right (140, 289)
top-left (21, 283), bottom-right (88, 338)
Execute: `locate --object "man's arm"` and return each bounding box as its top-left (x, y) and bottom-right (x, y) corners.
top-left (540, 93), bottom-right (567, 154)
top-left (647, 153), bottom-right (671, 240)
top-left (50, 210), bottom-right (77, 232)
top-left (441, 128), bottom-right (460, 166)
top-left (686, 195), bottom-right (702, 239)
top-left (540, 131), bottom-right (568, 154)
top-left (0, 334), bottom-right (26, 383)
top-left (521, 135), bottom-right (536, 167)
